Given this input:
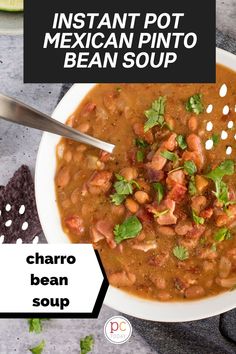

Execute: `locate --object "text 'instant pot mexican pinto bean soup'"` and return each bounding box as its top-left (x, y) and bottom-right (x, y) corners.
top-left (55, 64), bottom-right (236, 301)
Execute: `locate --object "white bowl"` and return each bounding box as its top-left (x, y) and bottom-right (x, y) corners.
top-left (35, 48), bottom-right (236, 322)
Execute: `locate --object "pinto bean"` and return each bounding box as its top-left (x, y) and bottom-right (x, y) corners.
top-left (157, 226), bottom-right (176, 236)
top-left (219, 256), bottom-right (232, 278)
top-left (134, 191), bottom-right (149, 204)
top-left (120, 167), bottom-right (138, 181)
top-left (188, 116), bottom-right (198, 131)
top-left (76, 144), bottom-right (87, 152)
top-left (191, 196), bottom-right (207, 214)
top-left (56, 166), bottom-right (70, 188)
top-left (216, 276), bottom-right (236, 288)
top-left (187, 134), bottom-right (202, 151)
top-left (71, 187), bottom-right (81, 204)
top-left (77, 122), bottom-right (90, 133)
top-left (175, 220), bottom-right (193, 236)
top-left (216, 214), bottom-right (228, 227)
top-left (157, 290), bottom-right (172, 301)
top-left (150, 275), bottom-right (166, 289)
top-left (185, 285), bottom-right (205, 299)
top-left (203, 261), bottom-right (215, 272)
top-left (111, 204), bottom-right (125, 216)
top-left (64, 150), bottom-right (72, 163)
top-left (109, 271), bottom-right (136, 287)
top-left (125, 198), bottom-right (139, 213)
top-left (199, 248), bottom-right (218, 260)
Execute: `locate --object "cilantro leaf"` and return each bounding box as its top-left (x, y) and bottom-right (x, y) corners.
top-left (28, 319), bottom-right (49, 334)
top-left (185, 94), bottom-right (204, 115)
top-left (114, 216), bottom-right (142, 244)
top-left (110, 193), bottom-right (126, 206)
top-left (176, 135), bottom-right (187, 150)
top-left (153, 182), bottom-right (165, 204)
top-left (214, 180), bottom-right (229, 206)
top-left (212, 133), bottom-right (220, 147)
top-left (144, 97), bottom-right (167, 132)
top-left (110, 174), bottom-right (140, 206)
top-left (29, 340), bottom-right (45, 354)
top-left (173, 245), bottom-right (189, 261)
top-left (192, 209), bottom-right (205, 225)
top-left (188, 176), bottom-right (197, 196)
top-left (160, 150), bottom-right (178, 162)
top-left (136, 150), bottom-right (144, 162)
top-left (206, 160), bottom-right (234, 182)
top-left (80, 335), bottom-right (94, 354)
top-left (206, 160), bottom-right (234, 206)
top-left (135, 138), bottom-right (149, 148)
top-left (184, 160), bottom-right (197, 175)
top-left (214, 227), bottom-right (231, 242)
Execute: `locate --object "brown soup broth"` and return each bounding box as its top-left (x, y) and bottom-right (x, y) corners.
top-left (55, 64), bottom-right (236, 301)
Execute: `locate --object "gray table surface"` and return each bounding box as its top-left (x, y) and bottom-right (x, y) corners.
top-left (0, 1), bottom-right (236, 353)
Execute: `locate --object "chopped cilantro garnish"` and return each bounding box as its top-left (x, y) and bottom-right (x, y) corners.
top-left (144, 97), bottom-right (168, 132)
top-left (136, 150), bottom-right (144, 162)
top-left (186, 94), bottom-right (204, 115)
top-left (116, 87), bottom-right (122, 93)
top-left (206, 160), bottom-right (234, 207)
top-left (153, 182), bottom-right (165, 204)
top-left (80, 335), bottom-right (94, 354)
top-left (176, 135), bottom-right (187, 150)
top-left (110, 194), bottom-right (126, 205)
top-left (188, 176), bottom-right (197, 196)
top-left (184, 160), bottom-right (197, 175)
top-left (135, 138), bottom-right (149, 148)
top-left (28, 319), bottom-right (49, 334)
top-left (29, 340), bottom-right (45, 354)
top-left (160, 150), bottom-right (178, 162)
top-left (214, 227), bottom-right (231, 242)
top-left (206, 160), bottom-right (234, 181)
top-left (173, 245), bottom-right (189, 261)
top-left (114, 216), bottom-right (142, 244)
top-left (192, 209), bottom-right (205, 225)
top-left (110, 174), bottom-right (140, 206)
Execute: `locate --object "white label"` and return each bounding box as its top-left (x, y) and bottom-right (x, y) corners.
top-left (0, 244), bottom-right (104, 314)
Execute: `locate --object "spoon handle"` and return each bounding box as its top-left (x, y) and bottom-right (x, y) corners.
top-left (0, 94), bottom-right (115, 153)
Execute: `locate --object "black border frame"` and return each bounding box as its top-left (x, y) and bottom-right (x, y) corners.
top-left (0, 250), bottom-right (109, 319)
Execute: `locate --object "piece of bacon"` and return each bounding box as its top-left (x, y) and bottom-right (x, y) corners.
top-left (167, 183), bottom-right (187, 202)
top-left (65, 215), bottom-right (85, 236)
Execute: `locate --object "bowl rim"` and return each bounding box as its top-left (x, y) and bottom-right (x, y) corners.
top-left (35, 47), bottom-right (236, 322)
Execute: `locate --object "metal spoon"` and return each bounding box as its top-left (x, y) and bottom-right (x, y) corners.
top-left (0, 93), bottom-right (115, 153)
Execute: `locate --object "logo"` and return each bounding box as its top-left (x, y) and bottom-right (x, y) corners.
top-left (104, 315), bottom-right (132, 344)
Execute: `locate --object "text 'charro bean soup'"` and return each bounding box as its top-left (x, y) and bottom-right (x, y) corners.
top-left (55, 64), bottom-right (236, 301)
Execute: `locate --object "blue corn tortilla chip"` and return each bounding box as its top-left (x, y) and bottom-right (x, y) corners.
top-left (0, 165), bottom-right (42, 243)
